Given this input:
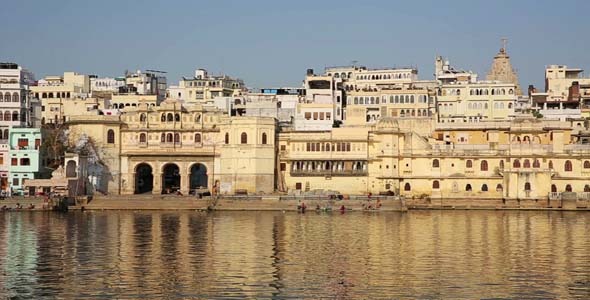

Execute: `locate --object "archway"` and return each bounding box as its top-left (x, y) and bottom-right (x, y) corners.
top-left (66, 160), bottom-right (77, 178)
top-left (162, 163), bottom-right (180, 194)
top-left (189, 163), bottom-right (208, 192)
top-left (135, 163), bottom-right (153, 194)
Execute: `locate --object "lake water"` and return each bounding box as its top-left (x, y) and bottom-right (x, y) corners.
top-left (0, 210), bottom-right (589, 299)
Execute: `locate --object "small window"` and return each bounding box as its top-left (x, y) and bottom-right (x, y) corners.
top-left (551, 184), bottom-right (557, 193)
top-left (481, 184), bottom-right (488, 192)
top-left (12, 178), bottom-right (18, 186)
top-left (20, 158), bottom-right (30, 166)
top-left (225, 133), bottom-right (229, 144)
top-left (564, 160), bottom-right (572, 172)
top-left (432, 159), bottom-right (440, 168)
top-left (404, 182), bottom-right (411, 191)
top-left (139, 133), bottom-right (146, 143)
top-left (524, 182), bottom-right (531, 191)
top-left (466, 184), bottom-right (472, 191)
top-left (107, 129), bottom-right (115, 144)
top-left (241, 132), bottom-right (247, 144)
top-left (295, 182), bottom-right (302, 190)
top-left (565, 184), bottom-right (572, 192)
top-left (432, 180), bottom-right (440, 189)
top-left (584, 161), bottom-right (590, 169)
top-left (280, 163), bottom-right (286, 171)
top-left (480, 160), bottom-right (488, 171)
top-left (262, 133), bottom-right (268, 145)
top-left (466, 160), bottom-right (473, 168)
top-left (513, 159), bottom-right (521, 168)
top-left (194, 133), bottom-right (201, 143)
top-left (11, 158), bottom-right (17, 166)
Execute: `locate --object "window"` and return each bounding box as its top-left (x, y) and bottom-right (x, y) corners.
top-left (241, 132), bottom-right (247, 144)
top-left (551, 184), bottom-right (557, 193)
top-left (524, 182), bottom-right (531, 191)
top-left (404, 183), bottom-right (411, 191)
top-left (549, 160), bottom-right (553, 169)
top-left (481, 184), bottom-right (488, 192)
top-left (262, 133), bottom-right (268, 145)
top-left (523, 159), bottom-right (531, 168)
top-left (280, 163), bottom-right (286, 171)
top-left (565, 184), bottom-right (573, 192)
top-left (432, 180), bottom-right (440, 189)
top-left (174, 133), bottom-right (180, 143)
top-left (20, 158), bottom-right (30, 166)
top-left (140, 113), bottom-right (146, 122)
top-left (466, 184), bottom-right (472, 191)
top-left (295, 182), bottom-right (302, 190)
top-left (167, 113), bottom-right (173, 122)
top-left (585, 185), bottom-right (590, 192)
top-left (11, 158), bottom-right (17, 166)
top-left (161, 133), bottom-right (166, 142)
top-left (496, 184), bottom-right (503, 192)
top-left (139, 133), bottom-right (146, 143)
top-left (175, 113), bottom-right (180, 122)
top-left (18, 138), bottom-right (28, 148)
top-left (466, 160), bottom-right (473, 168)
top-left (166, 133), bottom-right (173, 143)
top-left (432, 159), bottom-right (439, 168)
top-left (565, 160), bottom-right (572, 172)
top-left (12, 178), bottom-right (18, 186)
top-left (194, 133), bottom-right (201, 143)
top-left (584, 161), bottom-right (590, 169)
top-left (304, 112), bottom-right (311, 120)
top-left (480, 160), bottom-right (488, 171)
top-left (533, 159), bottom-right (540, 168)
top-left (107, 130), bottom-right (115, 144)
top-left (513, 159), bottom-right (521, 168)
top-left (225, 133), bottom-right (229, 144)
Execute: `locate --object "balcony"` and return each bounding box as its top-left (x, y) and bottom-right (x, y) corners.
top-left (290, 170), bottom-right (368, 177)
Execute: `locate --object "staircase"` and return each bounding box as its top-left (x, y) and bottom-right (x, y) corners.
top-left (84, 194), bottom-right (209, 210)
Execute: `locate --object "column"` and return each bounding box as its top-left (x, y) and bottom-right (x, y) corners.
top-left (180, 168), bottom-right (189, 195)
top-left (153, 171), bottom-right (162, 194)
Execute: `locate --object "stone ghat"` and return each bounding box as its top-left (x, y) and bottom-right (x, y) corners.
top-left (79, 195), bottom-right (406, 211)
top-left (406, 197), bottom-right (590, 211)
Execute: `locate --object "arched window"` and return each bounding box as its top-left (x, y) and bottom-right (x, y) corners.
top-left (404, 182), bottom-right (411, 191)
top-left (432, 159), bottom-right (439, 168)
top-left (565, 184), bottom-right (572, 192)
top-left (139, 133), bottom-right (146, 143)
top-left (524, 182), bottom-right (531, 191)
top-left (12, 93), bottom-right (18, 102)
top-left (499, 160), bottom-right (504, 169)
top-left (480, 160), bottom-right (488, 171)
top-left (564, 160), bottom-right (572, 172)
top-left (432, 180), bottom-right (440, 189)
top-left (4, 111), bottom-right (10, 121)
top-left (513, 159), bottom-right (521, 168)
top-left (533, 159), bottom-right (540, 168)
top-left (161, 114), bottom-right (166, 122)
top-left (174, 113), bottom-right (180, 122)
top-left (167, 113), bottom-right (173, 122)
top-left (496, 184), bottom-right (503, 192)
top-left (262, 132), bottom-right (268, 145)
top-left (225, 133), bottom-right (229, 144)
top-left (107, 129), bottom-right (115, 144)
top-left (174, 133), bottom-right (180, 143)
top-left (481, 184), bottom-right (488, 192)
top-left (161, 133), bottom-right (166, 142)
top-left (466, 184), bottom-right (472, 191)
top-left (195, 114), bottom-right (201, 123)
top-left (584, 161), bottom-right (590, 169)
top-left (241, 132), bottom-right (247, 144)
top-left (0, 112), bottom-right (3, 121)
top-left (140, 113), bottom-right (146, 122)
top-left (551, 184), bottom-right (557, 193)
top-left (466, 160), bottom-right (473, 168)
top-left (584, 185), bottom-right (590, 192)
top-left (549, 160), bottom-right (553, 169)
top-left (523, 159), bottom-right (531, 168)
top-left (166, 133), bottom-right (173, 143)
top-left (194, 133), bottom-right (201, 143)
top-left (12, 111), bottom-right (18, 121)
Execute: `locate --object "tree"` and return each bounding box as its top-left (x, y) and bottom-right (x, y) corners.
top-left (40, 123), bottom-right (69, 169)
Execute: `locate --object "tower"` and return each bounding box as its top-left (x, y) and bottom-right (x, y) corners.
top-left (486, 38), bottom-right (523, 95)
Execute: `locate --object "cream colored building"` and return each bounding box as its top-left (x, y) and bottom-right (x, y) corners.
top-left (167, 69), bottom-right (245, 105)
top-left (41, 97), bottom-right (108, 124)
top-left (109, 94), bottom-right (158, 109)
top-left (278, 117), bottom-right (590, 202)
top-left (67, 99), bottom-right (275, 195)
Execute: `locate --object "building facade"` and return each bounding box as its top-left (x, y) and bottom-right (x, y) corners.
top-left (8, 128), bottom-right (41, 195)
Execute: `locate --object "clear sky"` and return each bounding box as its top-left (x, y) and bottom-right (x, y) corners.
top-left (2, 0), bottom-right (589, 89)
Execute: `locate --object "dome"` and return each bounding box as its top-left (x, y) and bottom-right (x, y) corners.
top-left (375, 117), bottom-right (400, 130)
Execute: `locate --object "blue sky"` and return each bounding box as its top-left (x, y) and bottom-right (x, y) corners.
top-left (1, 0), bottom-right (589, 89)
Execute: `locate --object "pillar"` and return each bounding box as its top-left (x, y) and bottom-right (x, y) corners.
top-left (153, 171), bottom-right (162, 194)
top-left (180, 169), bottom-right (189, 195)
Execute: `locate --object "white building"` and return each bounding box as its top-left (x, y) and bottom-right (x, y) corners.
top-left (90, 76), bottom-right (126, 93)
top-left (0, 63), bottom-right (35, 130)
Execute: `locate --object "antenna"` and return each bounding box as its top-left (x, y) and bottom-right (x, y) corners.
top-left (501, 37), bottom-right (508, 52)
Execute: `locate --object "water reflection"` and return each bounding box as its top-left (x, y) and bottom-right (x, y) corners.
top-left (0, 210), bottom-right (588, 299)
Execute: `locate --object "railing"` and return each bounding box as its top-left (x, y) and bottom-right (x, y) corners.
top-left (549, 192), bottom-right (561, 200)
top-left (290, 170), bottom-right (368, 177)
top-left (578, 192), bottom-right (590, 200)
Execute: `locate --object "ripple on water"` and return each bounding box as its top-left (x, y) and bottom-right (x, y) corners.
top-left (0, 210), bottom-right (589, 299)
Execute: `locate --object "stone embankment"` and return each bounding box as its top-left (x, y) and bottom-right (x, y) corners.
top-left (80, 194), bottom-right (406, 211)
